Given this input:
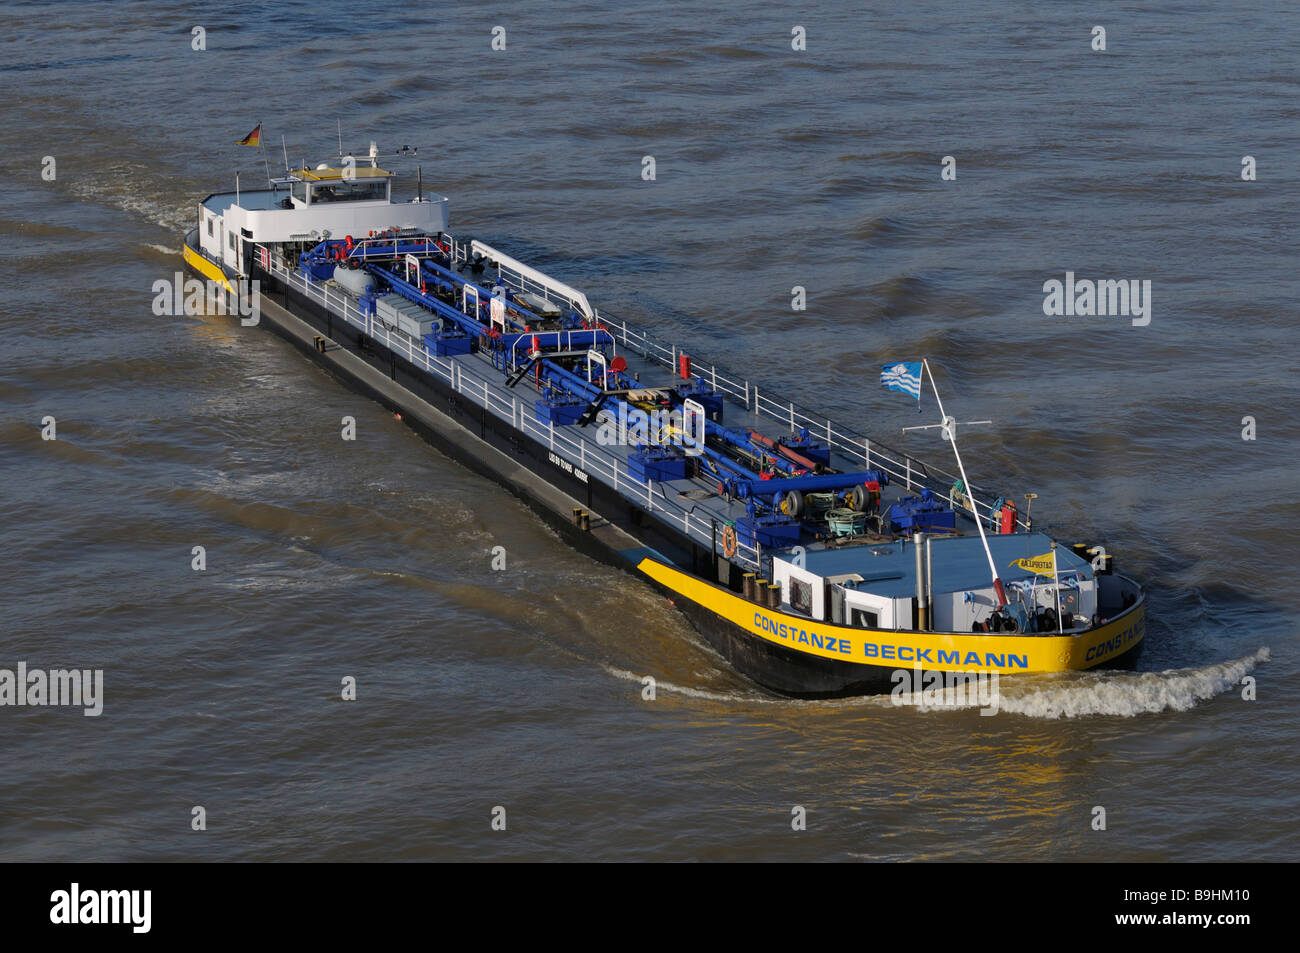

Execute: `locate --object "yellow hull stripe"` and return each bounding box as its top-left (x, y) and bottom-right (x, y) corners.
top-left (182, 242), bottom-right (235, 294)
top-left (637, 557), bottom-right (1145, 673)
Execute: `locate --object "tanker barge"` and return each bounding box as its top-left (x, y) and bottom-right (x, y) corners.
top-left (181, 142), bottom-right (1146, 696)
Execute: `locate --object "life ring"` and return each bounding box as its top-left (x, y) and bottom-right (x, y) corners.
top-left (721, 525), bottom-right (738, 558)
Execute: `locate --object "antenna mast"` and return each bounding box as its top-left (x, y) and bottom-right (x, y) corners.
top-left (902, 359), bottom-right (1006, 606)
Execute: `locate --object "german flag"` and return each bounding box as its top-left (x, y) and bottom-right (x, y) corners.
top-left (236, 123), bottom-right (261, 147)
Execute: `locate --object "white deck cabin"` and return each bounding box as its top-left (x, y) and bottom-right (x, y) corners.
top-left (197, 159), bottom-right (449, 274)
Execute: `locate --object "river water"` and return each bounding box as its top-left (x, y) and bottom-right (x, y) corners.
top-left (1, 1), bottom-right (1295, 861)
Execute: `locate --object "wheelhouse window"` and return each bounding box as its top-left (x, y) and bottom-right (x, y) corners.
top-left (206, 217), bottom-right (214, 236)
top-left (310, 179), bottom-right (387, 203)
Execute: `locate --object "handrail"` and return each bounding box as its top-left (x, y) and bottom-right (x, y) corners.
top-left (521, 303), bottom-right (1022, 531)
top-left (271, 242), bottom-right (1014, 530)
top-left (256, 246), bottom-right (763, 568)
top-left (258, 243), bottom-right (1024, 553)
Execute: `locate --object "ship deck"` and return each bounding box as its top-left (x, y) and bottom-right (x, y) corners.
top-left (253, 239), bottom-right (1026, 583)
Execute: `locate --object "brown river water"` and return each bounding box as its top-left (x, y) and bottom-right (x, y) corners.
top-left (0, 1), bottom-right (1295, 861)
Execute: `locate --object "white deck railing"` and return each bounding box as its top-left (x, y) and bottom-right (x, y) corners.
top-left (259, 248), bottom-right (764, 569)
top-left (262, 243), bottom-right (1027, 561)
top-left (479, 260), bottom-right (1029, 532)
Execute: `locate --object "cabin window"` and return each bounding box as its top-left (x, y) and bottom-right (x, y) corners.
top-left (311, 179), bottom-right (387, 204)
top-left (291, 180), bottom-right (308, 204)
top-left (790, 578), bottom-right (812, 615)
top-left (228, 232), bottom-right (236, 250)
top-left (850, 608), bottom-right (879, 629)
top-left (206, 217), bottom-right (213, 237)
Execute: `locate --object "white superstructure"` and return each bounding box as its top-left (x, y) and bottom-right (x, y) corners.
top-left (196, 162), bottom-right (449, 274)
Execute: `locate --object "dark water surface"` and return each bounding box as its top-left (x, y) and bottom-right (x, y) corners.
top-left (1, 1), bottom-right (1296, 861)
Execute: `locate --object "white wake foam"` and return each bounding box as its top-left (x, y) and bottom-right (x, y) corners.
top-left (600, 664), bottom-right (814, 705)
top-left (66, 174), bottom-right (192, 233)
top-left (993, 647), bottom-right (1270, 719)
top-left (602, 649), bottom-right (1271, 717)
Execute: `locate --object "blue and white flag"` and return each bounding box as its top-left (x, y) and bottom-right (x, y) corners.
top-left (880, 361), bottom-right (923, 399)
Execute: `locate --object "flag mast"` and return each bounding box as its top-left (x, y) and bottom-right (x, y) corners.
top-left (919, 358), bottom-right (1007, 606)
top-left (1051, 541), bottom-right (1063, 634)
top-left (259, 120), bottom-right (274, 188)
